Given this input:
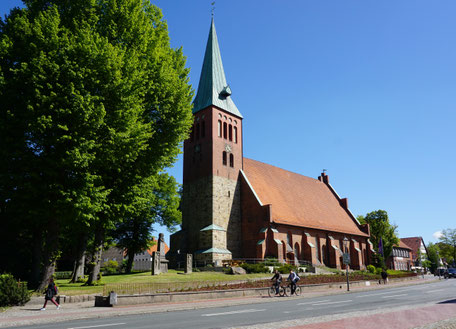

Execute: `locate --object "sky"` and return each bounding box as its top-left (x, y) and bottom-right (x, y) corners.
top-left (1, 1), bottom-right (455, 246)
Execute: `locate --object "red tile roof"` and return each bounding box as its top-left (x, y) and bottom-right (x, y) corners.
top-left (397, 240), bottom-right (412, 250)
top-left (146, 237), bottom-right (169, 256)
top-left (243, 158), bottom-right (368, 237)
top-left (400, 237), bottom-right (424, 258)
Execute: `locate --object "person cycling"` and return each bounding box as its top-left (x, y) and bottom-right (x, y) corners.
top-left (270, 269), bottom-right (283, 295)
top-left (287, 270), bottom-right (300, 295)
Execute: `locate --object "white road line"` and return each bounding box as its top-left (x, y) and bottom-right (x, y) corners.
top-left (201, 309), bottom-right (266, 317)
top-left (425, 289), bottom-right (446, 293)
top-left (381, 294), bottom-right (408, 298)
top-left (312, 300), bottom-right (352, 306)
top-left (297, 299), bottom-right (331, 305)
top-left (67, 323), bottom-right (126, 329)
top-left (357, 290), bottom-right (408, 298)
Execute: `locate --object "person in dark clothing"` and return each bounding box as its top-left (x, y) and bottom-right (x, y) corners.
top-left (271, 270), bottom-right (283, 295)
top-left (381, 269), bottom-right (388, 284)
top-left (41, 278), bottom-right (60, 310)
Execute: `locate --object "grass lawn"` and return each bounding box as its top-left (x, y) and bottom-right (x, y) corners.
top-left (55, 270), bottom-right (271, 296)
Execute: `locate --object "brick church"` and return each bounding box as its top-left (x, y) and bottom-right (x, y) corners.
top-left (169, 19), bottom-right (372, 270)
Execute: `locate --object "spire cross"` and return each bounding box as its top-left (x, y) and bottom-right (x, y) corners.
top-left (211, 1), bottom-right (215, 17)
top-left (322, 169), bottom-right (327, 174)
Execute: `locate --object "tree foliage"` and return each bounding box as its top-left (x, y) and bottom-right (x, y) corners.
top-left (0, 0), bottom-right (193, 287)
top-left (439, 228), bottom-right (456, 266)
top-left (425, 242), bottom-right (440, 273)
top-left (357, 210), bottom-right (399, 267)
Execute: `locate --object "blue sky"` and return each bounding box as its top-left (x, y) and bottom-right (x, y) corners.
top-left (2, 1), bottom-right (455, 246)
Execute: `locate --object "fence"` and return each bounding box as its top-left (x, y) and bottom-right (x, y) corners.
top-left (174, 258), bottom-right (314, 270)
top-left (102, 280), bottom-right (245, 296)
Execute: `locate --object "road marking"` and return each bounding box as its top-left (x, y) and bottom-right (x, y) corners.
top-left (312, 300), bottom-right (352, 306)
top-left (425, 289), bottom-right (446, 293)
top-left (202, 309), bottom-right (266, 317)
top-left (67, 324), bottom-right (126, 329)
top-left (381, 294), bottom-right (408, 298)
top-left (357, 290), bottom-right (408, 298)
top-left (297, 299), bottom-right (331, 305)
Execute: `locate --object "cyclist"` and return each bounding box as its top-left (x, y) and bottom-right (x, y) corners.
top-left (287, 270), bottom-right (300, 295)
top-left (270, 269), bottom-right (283, 295)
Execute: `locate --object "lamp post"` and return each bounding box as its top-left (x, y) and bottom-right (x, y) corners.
top-left (343, 237), bottom-right (350, 292)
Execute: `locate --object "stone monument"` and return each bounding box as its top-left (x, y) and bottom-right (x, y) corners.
top-left (151, 233), bottom-right (169, 275)
top-left (185, 254), bottom-right (192, 274)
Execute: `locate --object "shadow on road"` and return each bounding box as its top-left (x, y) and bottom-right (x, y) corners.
top-left (438, 299), bottom-right (456, 304)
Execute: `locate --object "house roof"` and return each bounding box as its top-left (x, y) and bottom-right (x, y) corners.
top-left (400, 237), bottom-right (426, 257)
top-left (395, 240), bottom-right (412, 250)
top-left (242, 158), bottom-right (368, 237)
top-left (192, 19), bottom-right (242, 118)
top-left (146, 237), bottom-right (169, 256)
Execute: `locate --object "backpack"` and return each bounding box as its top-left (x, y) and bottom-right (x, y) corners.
top-left (54, 285), bottom-right (59, 295)
top-left (295, 275), bottom-right (300, 282)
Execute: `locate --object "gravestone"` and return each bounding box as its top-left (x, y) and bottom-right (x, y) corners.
top-left (151, 233), bottom-right (169, 275)
top-left (185, 254), bottom-right (192, 274)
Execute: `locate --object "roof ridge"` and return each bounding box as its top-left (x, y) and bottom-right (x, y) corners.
top-left (244, 157), bottom-right (320, 182)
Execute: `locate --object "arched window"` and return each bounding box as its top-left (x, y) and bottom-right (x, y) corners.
top-left (223, 122), bottom-right (227, 139)
top-left (229, 153), bottom-right (234, 167)
top-left (233, 126), bottom-right (237, 143)
top-left (229, 124), bottom-right (232, 141)
top-left (222, 151), bottom-right (227, 166)
top-left (196, 123), bottom-right (200, 140)
top-left (218, 120), bottom-right (222, 137)
top-left (201, 121), bottom-right (205, 138)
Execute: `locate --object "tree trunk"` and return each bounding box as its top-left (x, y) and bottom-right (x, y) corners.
top-left (86, 225), bottom-right (104, 285)
top-left (36, 227), bottom-right (59, 291)
top-left (70, 233), bottom-right (88, 283)
top-left (30, 229), bottom-right (43, 289)
top-left (125, 249), bottom-right (135, 274)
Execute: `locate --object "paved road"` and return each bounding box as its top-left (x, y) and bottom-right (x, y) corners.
top-left (9, 279), bottom-right (456, 329)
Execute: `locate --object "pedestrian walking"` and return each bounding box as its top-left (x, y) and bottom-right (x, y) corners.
top-left (41, 278), bottom-right (60, 310)
top-left (381, 269), bottom-right (388, 284)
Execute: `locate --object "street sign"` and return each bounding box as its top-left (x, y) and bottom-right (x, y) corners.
top-left (343, 253), bottom-right (350, 265)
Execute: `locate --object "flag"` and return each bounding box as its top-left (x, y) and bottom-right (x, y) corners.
top-left (378, 238), bottom-right (384, 257)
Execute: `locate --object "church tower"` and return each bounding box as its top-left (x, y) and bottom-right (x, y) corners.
top-left (169, 19), bottom-right (243, 264)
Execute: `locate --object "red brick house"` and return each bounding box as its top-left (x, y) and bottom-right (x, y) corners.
top-left (387, 240), bottom-right (413, 271)
top-left (169, 19), bottom-right (372, 270)
top-left (400, 237), bottom-right (429, 270)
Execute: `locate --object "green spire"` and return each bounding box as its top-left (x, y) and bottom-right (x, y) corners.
top-left (192, 19), bottom-right (243, 118)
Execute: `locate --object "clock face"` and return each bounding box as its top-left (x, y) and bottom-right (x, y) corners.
top-left (225, 144), bottom-right (232, 152)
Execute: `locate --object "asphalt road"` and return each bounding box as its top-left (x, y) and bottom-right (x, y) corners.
top-left (11, 279), bottom-right (456, 329)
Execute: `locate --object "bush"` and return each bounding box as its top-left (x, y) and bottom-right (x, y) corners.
top-left (101, 260), bottom-right (119, 275)
top-left (367, 265), bottom-right (376, 274)
top-left (375, 267), bottom-right (383, 275)
top-left (0, 274), bottom-right (30, 307)
top-left (277, 263), bottom-right (298, 274)
top-left (241, 263), bottom-right (269, 274)
top-left (263, 257), bottom-right (280, 267)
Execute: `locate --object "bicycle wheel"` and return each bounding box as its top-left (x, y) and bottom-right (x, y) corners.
top-left (284, 285), bottom-right (291, 297)
top-left (294, 286), bottom-right (301, 296)
top-left (268, 286), bottom-right (275, 297)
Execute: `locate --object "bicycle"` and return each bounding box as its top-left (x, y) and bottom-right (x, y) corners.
top-left (283, 282), bottom-right (301, 296)
top-left (268, 283), bottom-right (284, 297)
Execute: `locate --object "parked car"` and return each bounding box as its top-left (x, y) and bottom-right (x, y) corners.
top-left (444, 268), bottom-right (456, 279)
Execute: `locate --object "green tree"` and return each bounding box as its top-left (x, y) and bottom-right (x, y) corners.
top-left (426, 242), bottom-right (440, 274)
top-left (0, 0), bottom-right (193, 288)
top-left (113, 173), bottom-right (181, 274)
top-left (439, 228), bottom-right (456, 266)
top-left (357, 210), bottom-right (399, 267)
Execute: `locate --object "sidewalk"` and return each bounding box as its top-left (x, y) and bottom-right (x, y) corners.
top-left (0, 275), bottom-right (446, 328)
